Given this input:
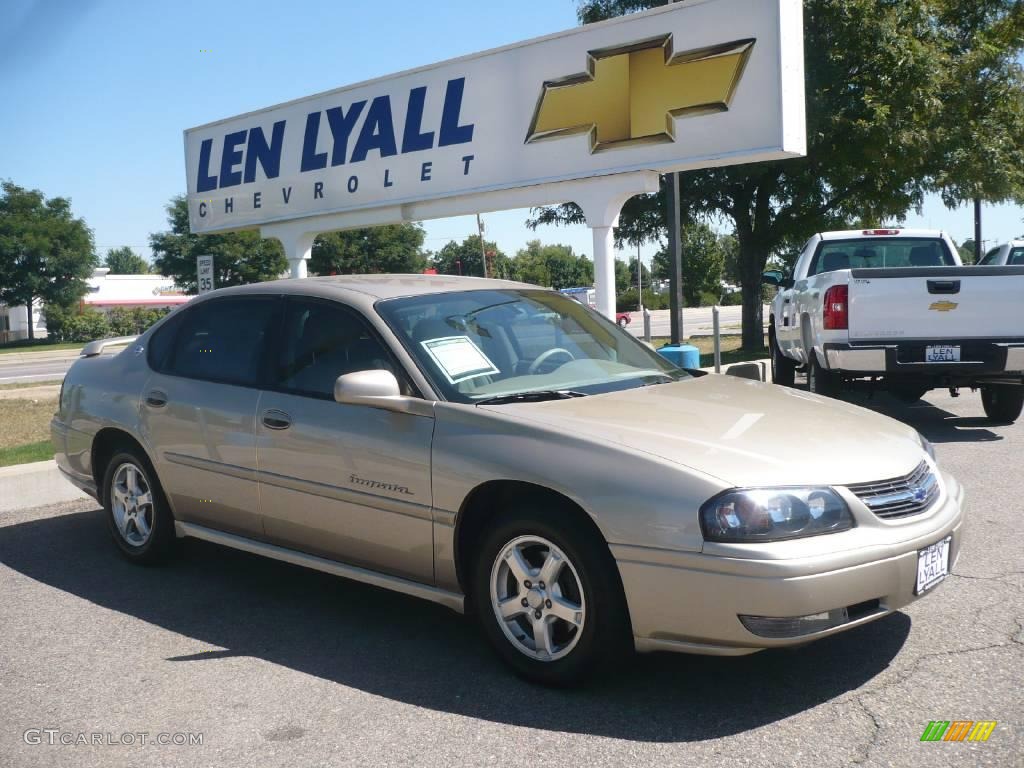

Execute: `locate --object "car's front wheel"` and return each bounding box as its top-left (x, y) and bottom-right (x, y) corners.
top-left (102, 449), bottom-right (176, 564)
top-left (473, 507), bottom-right (629, 686)
top-left (981, 384), bottom-right (1024, 424)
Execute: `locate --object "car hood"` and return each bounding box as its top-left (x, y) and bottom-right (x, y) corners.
top-left (485, 375), bottom-right (924, 487)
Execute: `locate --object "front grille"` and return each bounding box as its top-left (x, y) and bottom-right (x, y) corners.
top-left (846, 461), bottom-right (939, 520)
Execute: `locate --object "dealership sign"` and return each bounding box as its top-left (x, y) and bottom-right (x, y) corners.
top-left (184, 0), bottom-right (804, 234)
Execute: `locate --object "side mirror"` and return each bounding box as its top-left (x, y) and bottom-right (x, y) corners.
top-left (334, 370), bottom-right (408, 412)
top-left (761, 270), bottom-right (785, 287)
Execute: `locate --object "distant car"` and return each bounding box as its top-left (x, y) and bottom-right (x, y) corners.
top-left (764, 228), bottom-right (1024, 422)
top-left (53, 275), bottom-right (963, 685)
top-left (977, 240), bottom-right (1024, 266)
top-left (615, 312), bottom-right (631, 327)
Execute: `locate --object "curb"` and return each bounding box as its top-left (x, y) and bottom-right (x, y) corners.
top-left (0, 459), bottom-right (88, 512)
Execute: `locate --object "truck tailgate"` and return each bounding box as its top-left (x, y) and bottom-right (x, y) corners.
top-left (848, 266), bottom-right (1024, 341)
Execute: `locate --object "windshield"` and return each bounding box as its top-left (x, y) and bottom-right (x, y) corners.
top-left (809, 237), bottom-right (956, 275)
top-left (376, 289), bottom-right (688, 404)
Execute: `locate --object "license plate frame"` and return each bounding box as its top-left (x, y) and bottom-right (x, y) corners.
top-left (916, 535), bottom-right (952, 595)
top-left (925, 345), bottom-right (961, 363)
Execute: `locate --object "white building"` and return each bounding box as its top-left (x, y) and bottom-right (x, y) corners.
top-left (0, 269), bottom-right (189, 342)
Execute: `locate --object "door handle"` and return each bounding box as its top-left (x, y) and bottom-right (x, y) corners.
top-left (927, 280), bottom-right (960, 295)
top-left (144, 390), bottom-right (168, 408)
top-left (261, 409), bottom-right (292, 430)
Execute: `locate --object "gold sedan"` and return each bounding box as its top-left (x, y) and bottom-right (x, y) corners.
top-left (52, 275), bottom-right (964, 685)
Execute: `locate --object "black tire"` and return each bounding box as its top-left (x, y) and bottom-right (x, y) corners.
top-left (770, 332), bottom-right (796, 387)
top-left (472, 504), bottom-right (631, 686)
top-left (101, 449), bottom-right (176, 564)
top-left (807, 352), bottom-right (841, 398)
top-left (981, 384), bottom-right (1024, 424)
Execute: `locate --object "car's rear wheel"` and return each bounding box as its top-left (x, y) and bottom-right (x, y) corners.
top-left (102, 450), bottom-right (176, 564)
top-left (770, 332), bottom-right (796, 387)
top-left (807, 352), bottom-right (841, 398)
top-left (472, 507), bottom-right (629, 686)
top-left (981, 384), bottom-right (1024, 424)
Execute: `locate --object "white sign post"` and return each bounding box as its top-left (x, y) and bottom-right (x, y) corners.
top-left (196, 255), bottom-right (215, 295)
top-left (183, 0), bottom-right (805, 316)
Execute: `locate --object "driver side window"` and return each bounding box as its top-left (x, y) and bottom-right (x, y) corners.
top-left (273, 298), bottom-right (411, 399)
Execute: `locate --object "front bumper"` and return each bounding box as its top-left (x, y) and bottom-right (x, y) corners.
top-left (823, 339), bottom-right (1024, 381)
top-left (618, 472), bottom-right (966, 655)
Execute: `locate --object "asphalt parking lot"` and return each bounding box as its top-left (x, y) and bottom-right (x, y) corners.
top-left (1, 388), bottom-right (1021, 768)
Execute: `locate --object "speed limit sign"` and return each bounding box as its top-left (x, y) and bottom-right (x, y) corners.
top-left (196, 255), bottom-right (215, 295)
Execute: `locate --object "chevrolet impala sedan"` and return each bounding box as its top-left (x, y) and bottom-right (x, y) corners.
top-left (52, 275), bottom-right (964, 685)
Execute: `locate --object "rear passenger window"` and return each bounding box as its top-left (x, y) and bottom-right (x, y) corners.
top-left (164, 297), bottom-right (279, 387)
top-left (146, 310), bottom-right (185, 372)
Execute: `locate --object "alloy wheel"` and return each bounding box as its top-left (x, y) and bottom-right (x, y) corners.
top-left (489, 535), bottom-right (586, 662)
top-left (110, 462), bottom-right (155, 547)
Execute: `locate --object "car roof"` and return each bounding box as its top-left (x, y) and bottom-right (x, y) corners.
top-left (818, 228), bottom-right (946, 241)
top-left (201, 274), bottom-right (544, 309)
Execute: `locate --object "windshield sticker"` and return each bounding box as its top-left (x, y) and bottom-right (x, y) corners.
top-left (420, 336), bottom-right (500, 384)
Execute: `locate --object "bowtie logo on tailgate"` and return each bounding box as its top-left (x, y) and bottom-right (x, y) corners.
top-left (929, 301), bottom-right (959, 312)
top-left (526, 36), bottom-right (755, 153)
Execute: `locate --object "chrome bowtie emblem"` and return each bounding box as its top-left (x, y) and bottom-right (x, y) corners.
top-left (911, 486), bottom-right (928, 502)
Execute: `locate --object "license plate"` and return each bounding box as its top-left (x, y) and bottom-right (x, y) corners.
top-left (916, 536), bottom-right (951, 594)
top-left (925, 345), bottom-right (960, 363)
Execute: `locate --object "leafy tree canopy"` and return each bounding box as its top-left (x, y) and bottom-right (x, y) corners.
top-left (652, 222), bottom-right (727, 305)
top-left (433, 235), bottom-right (516, 279)
top-left (0, 181), bottom-right (96, 338)
top-left (532, 0), bottom-right (1024, 348)
top-left (311, 223), bottom-right (427, 275)
top-left (103, 246), bottom-right (150, 274)
top-left (150, 196), bottom-right (287, 293)
top-left (515, 240), bottom-right (595, 289)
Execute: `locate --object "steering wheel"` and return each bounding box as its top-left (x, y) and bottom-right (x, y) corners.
top-left (528, 347), bottom-right (576, 375)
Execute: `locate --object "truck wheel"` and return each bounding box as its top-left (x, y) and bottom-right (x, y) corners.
top-left (472, 505), bottom-right (630, 686)
top-left (981, 384), bottom-right (1024, 424)
top-left (770, 334), bottom-right (796, 387)
top-left (807, 353), bottom-right (841, 398)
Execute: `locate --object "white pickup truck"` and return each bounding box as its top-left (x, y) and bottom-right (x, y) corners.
top-left (978, 240), bottom-right (1024, 266)
top-left (763, 228), bottom-right (1024, 423)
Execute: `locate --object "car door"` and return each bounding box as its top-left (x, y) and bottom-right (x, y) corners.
top-left (255, 295), bottom-right (435, 583)
top-left (140, 294), bottom-right (280, 538)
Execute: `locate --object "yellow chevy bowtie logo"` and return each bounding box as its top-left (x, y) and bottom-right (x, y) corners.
top-left (526, 35), bottom-right (755, 152)
top-left (929, 301), bottom-right (959, 312)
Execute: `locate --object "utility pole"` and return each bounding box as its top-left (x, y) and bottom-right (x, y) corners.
top-left (666, 172), bottom-right (684, 344)
top-left (637, 241), bottom-right (643, 311)
top-left (476, 213), bottom-right (488, 278)
top-left (665, 0), bottom-right (684, 345)
top-left (973, 198), bottom-right (982, 263)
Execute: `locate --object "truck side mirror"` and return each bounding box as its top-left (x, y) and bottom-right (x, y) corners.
top-left (761, 270), bottom-right (785, 287)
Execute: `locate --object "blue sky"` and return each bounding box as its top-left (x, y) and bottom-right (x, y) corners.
top-left (1, 0), bottom-right (1021, 270)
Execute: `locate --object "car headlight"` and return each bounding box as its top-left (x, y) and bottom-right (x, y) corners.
top-left (918, 432), bottom-right (936, 461)
top-left (700, 487), bottom-right (854, 543)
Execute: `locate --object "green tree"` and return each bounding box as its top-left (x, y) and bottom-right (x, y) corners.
top-left (651, 223), bottom-right (726, 306)
top-left (534, 0), bottom-right (1024, 350)
top-left (614, 258), bottom-right (632, 294)
top-left (310, 223), bottom-right (427, 275)
top-left (433, 235), bottom-right (515, 279)
top-left (956, 239), bottom-right (977, 264)
top-left (0, 181), bottom-right (96, 340)
top-left (104, 246), bottom-right (150, 274)
top-left (150, 196), bottom-right (287, 293)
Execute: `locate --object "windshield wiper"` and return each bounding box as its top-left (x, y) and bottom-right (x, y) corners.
top-left (474, 390), bottom-right (587, 406)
